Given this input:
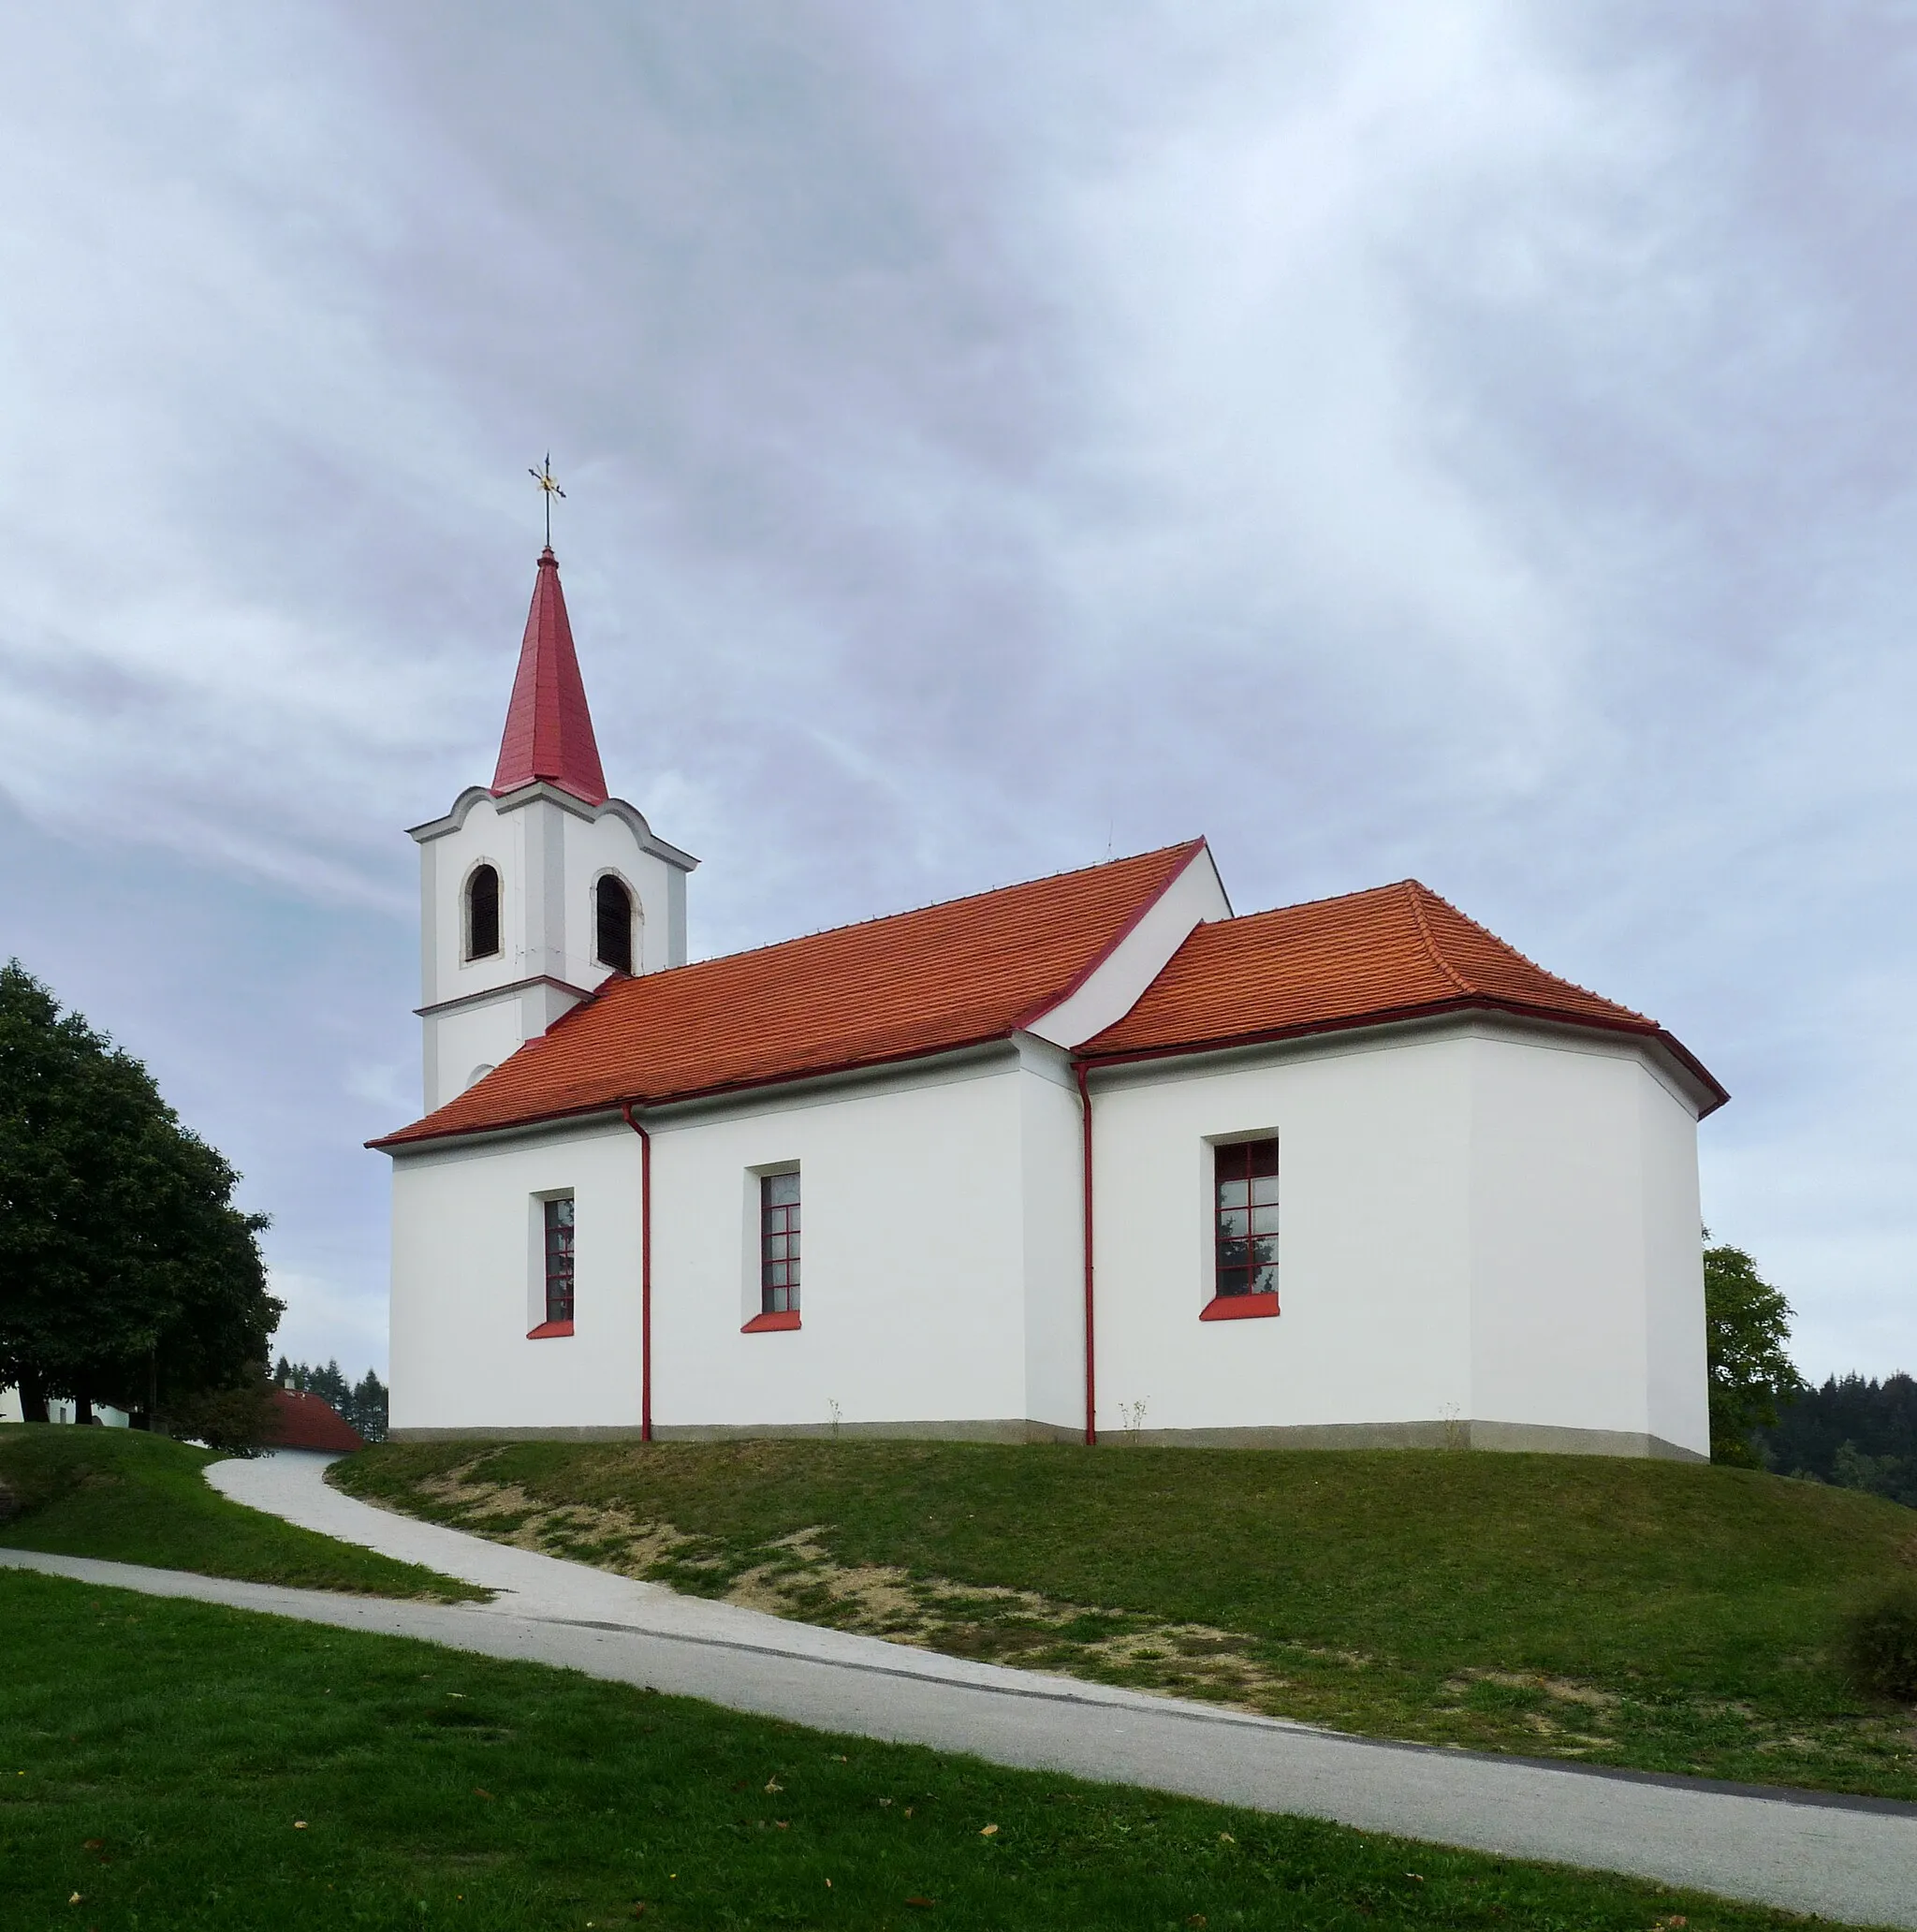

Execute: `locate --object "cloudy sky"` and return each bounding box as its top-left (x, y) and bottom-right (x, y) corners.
top-left (2, 2), bottom-right (1912, 1383)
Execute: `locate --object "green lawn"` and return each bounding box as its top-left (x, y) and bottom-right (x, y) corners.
top-left (0, 1566), bottom-right (1876, 1932)
top-left (335, 1440), bottom-right (1917, 1797)
top-left (0, 1425), bottom-right (480, 1600)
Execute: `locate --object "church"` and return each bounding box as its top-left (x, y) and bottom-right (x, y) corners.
top-left (375, 548), bottom-right (1724, 1458)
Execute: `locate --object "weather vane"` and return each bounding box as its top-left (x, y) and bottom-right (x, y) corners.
top-left (528, 453), bottom-right (565, 548)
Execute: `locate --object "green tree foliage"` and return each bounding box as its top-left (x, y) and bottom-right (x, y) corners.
top-left (1758, 1372), bottom-right (1917, 1508)
top-left (0, 960), bottom-right (282, 1427)
top-left (348, 1369), bottom-right (389, 1444)
top-left (1704, 1240), bottom-right (1806, 1466)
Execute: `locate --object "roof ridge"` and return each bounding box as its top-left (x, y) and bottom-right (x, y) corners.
top-left (1409, 883), bottom-right (1653, 1025)
top-left (1402, 881), bottom-right (1473, 995)
top-left (612, 840), bottom-right (1207, 989)
top-left (1199, 877), bottom-right (1430, 928)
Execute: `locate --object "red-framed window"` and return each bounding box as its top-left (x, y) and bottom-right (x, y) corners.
top-left (760, 1172), bottom-right (800, 1314)
top-left (1211, 1138), bottom-right (1279, 1312)
top-left (543, 1195), bottom-right (576, 1325)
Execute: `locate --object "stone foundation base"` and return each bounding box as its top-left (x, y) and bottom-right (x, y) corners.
top-left (386, 1418), bottom-right (1074, 1446)
top-left (387, 1416), bottom-right (1704, 1459)
top-left (1119, 1419), bottom-right (1704, 1460)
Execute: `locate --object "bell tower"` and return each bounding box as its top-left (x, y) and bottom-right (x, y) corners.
top-left (407, 546), bottom-right (696, 1113)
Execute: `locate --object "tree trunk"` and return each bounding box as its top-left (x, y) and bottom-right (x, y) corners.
top-left (16, 1370), bottom-right (50, 1425)
top-left (74, 1387), bottom-right (95, 1426)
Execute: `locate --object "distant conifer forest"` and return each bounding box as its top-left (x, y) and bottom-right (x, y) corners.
top-left (1757, 1373), bottom-right (1917, 1509)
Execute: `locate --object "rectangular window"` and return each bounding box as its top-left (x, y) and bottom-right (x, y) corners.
top-left (760, 1171), bottom-right (800, 1315)
top-left (543, 1195), bottom-right (576, 1326)
top-left (1213, 1138), bottom-right (1279, 1303)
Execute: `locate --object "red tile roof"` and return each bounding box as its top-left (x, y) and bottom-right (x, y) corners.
top-left (268, 1388), bottom-right (363, 1453)
top-left (376, 841), bottom-right (1207, 1147)
top-left (1084, 879), bottom-right (1724, 1109)
top-left (490, 548), bottom-right (608, 806)
top-left (378, 857), bottom-right (1722, 1148)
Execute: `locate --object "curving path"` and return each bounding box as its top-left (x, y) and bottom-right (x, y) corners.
top-left (6, 1449), bottom-right (1911, 1927)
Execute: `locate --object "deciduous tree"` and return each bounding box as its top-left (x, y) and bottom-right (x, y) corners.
top-left (1704, 1239), bottom-right (1805, 1465)
top-left (0, 960), bottom-right (282, 1426)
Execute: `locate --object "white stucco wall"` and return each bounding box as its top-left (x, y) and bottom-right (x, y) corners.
top-left (1464, 1029), bottom-right (1706, 1456)
top-left (389, 1118), bottom-right (648, 1434)
top-left (388, 1017), bottom-right (1708, 1455)
top-left (418, 790), bottom-right (684, 1006)
top-left (1090, 1031), bottom-right (1476, 1439)
top-left (1639, 1065), bottom-right (1711, 1453)
top-left (389, 1047), bottom-right (1085, 1438)
top-left (411, 785), bottom-right (693, 1112)
top-left (1088, 1020), bottom-right (1709, 1455)
top-left (1467, 1032), bottom-right (1645, 1438)
top-left (0, 1388), bottom-right (127, 1426)
top-left (1017, 1042), bottom-right (1091, 1432)
top-left (647, 1055), bottom-right (1035, 1432)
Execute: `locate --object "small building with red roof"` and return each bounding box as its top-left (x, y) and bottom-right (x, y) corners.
top-left (269, 1389), bottom-right (363, 1454)
top-left (375, 546), bottom-right (1721, 1460)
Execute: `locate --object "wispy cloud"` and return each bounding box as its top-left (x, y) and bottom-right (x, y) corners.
top-left (1, 1), bottom-right (1912, 1377)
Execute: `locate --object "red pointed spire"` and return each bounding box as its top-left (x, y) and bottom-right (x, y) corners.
top-left (490, 548), bottom-right (609, 807)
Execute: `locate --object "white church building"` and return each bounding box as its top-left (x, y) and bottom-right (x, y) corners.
top-left (376, 548), bottom-right (1725, 1458)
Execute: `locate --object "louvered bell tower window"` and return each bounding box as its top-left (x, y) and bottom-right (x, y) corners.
top-left (595, 874), bottom-right (634, 974)
top-left (466, 864), bottom-right (501, 961)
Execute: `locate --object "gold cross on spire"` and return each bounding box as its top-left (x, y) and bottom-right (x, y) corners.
top-left (528, 453), bottom-right (565, 548)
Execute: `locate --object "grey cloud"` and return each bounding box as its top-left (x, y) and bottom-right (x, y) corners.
top-left (0, 0), bottom-right (1912, 1377)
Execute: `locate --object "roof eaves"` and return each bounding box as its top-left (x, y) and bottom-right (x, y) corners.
top-left (370, 1026), bottom-right (1023, 1154)
top-left (369, 1098), bottom-right (628, 1154)
top-left (1646, 1028), bottom-right (1732, 1118)
top-left (1078, 991), bottom-right (1667, 1074)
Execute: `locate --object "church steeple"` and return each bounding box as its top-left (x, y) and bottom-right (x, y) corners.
top-left (490, 548), bottom-right (608, 807)
top-left (408, 534), bottom-right (695, 1112)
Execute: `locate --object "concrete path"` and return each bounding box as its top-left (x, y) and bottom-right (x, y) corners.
top-left (7, 1454), bottom-right (1910, 1928)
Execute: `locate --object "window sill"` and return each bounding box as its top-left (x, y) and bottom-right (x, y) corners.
top-left (741, 1310), bottom-right (801, 1334)
top-left (525, 1319), bottom-right (575, 1339)
top-left (1200, 1293), bottom-right (1280, 1322)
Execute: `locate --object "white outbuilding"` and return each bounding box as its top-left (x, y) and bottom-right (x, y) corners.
top-left (376, 549), bottom-right (1726, 1458)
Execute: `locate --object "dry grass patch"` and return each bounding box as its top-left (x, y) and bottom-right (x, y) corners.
top-left (358, 1456), bottom-right (1634, 1731)
top-left (334, 1438), bottom-right (1917, 1799)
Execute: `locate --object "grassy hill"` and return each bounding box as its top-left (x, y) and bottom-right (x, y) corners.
top-left (0, 1425), bottom-right (479, 1600)
top-left (2, 1566), bottom-right (1845, 1932)
top-left (337, 1439), bottom-right (1917, 1798)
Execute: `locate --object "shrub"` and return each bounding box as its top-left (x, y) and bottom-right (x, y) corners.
top-left (1839, 1583), bottom-right (1917, 1701)
top-left (161, 1371), bottom-right (277, 1456)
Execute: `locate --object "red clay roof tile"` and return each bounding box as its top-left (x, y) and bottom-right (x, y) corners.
top-left (1084, 879), bottom-right (1723, 1109)
top-left (378, 859), bottom-right (1723, 1147)
top-left (268, 1388), bottom-right (363, 1453)
top-left (376, 841), bottom-right (1207, 1147)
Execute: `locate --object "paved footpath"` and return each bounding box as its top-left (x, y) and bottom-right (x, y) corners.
top-left (7, 1452), bottom-right (1912, 1928)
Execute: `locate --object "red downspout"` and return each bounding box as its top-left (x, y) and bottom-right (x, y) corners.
top-left (1075, 1061), bottom-right (1096, 1446)
top-left (620, 1102), bottom-right (652, 1443)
